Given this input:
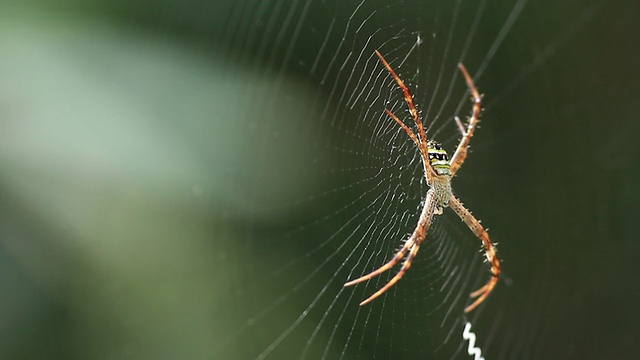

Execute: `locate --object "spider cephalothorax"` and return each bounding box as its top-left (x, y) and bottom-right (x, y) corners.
top-left (344, 50), bottom-right (502, 313)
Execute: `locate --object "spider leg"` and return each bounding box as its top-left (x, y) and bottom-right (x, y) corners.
top-left (345, 190), bottom-right (437, 305)
top-left (358, 242), bottom-right (421, 306)
top-left (384, 109), bottom-right (420, 147)
top-left (375, 50), bottom-right (428, 149)
top-left (450, 63), bottom-right (482, 176)
top-left (454, 116), bottom-right (466, 136)
top-left (343, 235), bottom-right (416, 287)
top-left (448, 196), bottom-right (501, 313)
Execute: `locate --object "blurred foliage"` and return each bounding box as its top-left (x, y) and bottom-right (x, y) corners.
top-left (0, 0), bottom-right (639, 359)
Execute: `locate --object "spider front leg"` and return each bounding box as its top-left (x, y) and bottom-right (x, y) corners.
top-left (356, 242), bottom-right (422, 306)
top-left (448, 196), bottom-right (501, 313)
top-left (450, 63), bottom-right (482, 176)
top-left (344, 190), bottom-right (437, 305)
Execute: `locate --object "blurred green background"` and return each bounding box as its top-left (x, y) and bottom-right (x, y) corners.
top-left (0, 0), bottom-right (639, 359)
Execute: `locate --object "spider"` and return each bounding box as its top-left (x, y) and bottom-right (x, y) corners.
top-left (344, 50), bottom-right (501, 313)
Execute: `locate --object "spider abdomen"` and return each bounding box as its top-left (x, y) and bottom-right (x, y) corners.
top-left (427, 140), bottom-right (452, 208)
top-left (427, 141), bottom-right (452, 176)
top-left (427, 141), bottom-right (453, 207)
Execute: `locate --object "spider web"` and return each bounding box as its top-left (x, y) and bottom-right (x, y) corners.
top-left (211, 0), bottom-right (604, 359)
top-left (2, 0), bottom-right (634, 359)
